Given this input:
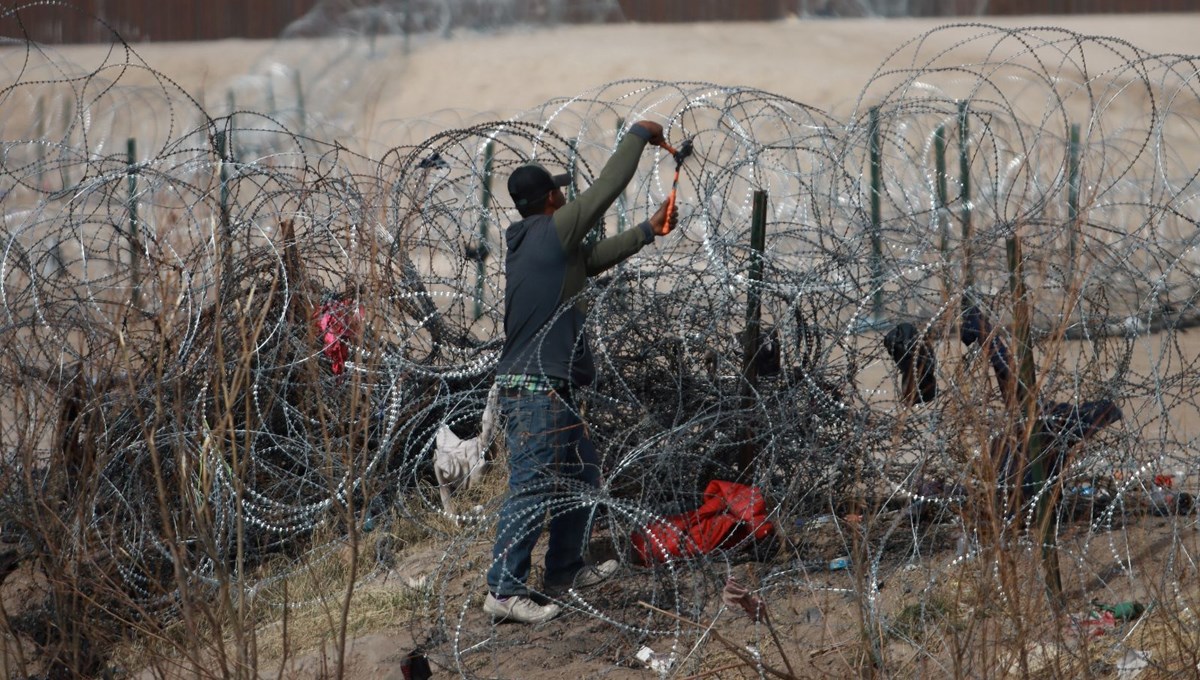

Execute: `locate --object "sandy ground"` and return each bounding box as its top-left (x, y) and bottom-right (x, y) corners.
top-left (7, 13), bottom-right (1200, 679)
top-left (53, 13), bottom-right (1200, 112)
top-left (14, 12), bottom-right (1199, 149)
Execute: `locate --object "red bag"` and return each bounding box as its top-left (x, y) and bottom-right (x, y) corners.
top-left (315, 299), bottom-right (361, 375)
top-left (632, 480), bottom-right (775, 565)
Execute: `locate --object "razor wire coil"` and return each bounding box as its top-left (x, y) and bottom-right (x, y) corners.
top-left (3, 5), bottom-right (1200, 676)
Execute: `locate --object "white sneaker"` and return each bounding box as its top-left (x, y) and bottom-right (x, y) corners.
top-left (545, 559), bottom-right (620, 596)
top-left (483, 593), bottom-right (561, 624)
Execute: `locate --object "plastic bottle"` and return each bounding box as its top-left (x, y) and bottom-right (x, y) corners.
top-left (828, 557), bottom-right (850, 570)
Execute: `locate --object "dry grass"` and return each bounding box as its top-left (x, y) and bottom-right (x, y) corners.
top-left (222, 457), bottom-right (513, 671)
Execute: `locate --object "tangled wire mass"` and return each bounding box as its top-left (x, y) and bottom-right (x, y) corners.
top-left (3, 2), bottom-right (1200, 676)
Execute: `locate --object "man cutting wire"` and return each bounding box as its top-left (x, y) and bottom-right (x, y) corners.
top-left (485, 120), bottom-right (680, 624)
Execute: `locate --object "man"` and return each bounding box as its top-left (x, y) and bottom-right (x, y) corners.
top-left (485, 120), bottom-right (677, 624)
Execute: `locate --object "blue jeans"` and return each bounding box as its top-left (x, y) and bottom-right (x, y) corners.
top-left (486, 388), bottom-right (600, 597)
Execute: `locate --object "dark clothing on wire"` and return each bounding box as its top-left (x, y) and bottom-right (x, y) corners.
top-left (960, 305), bottom-right (1122, 497)
top-left (884, 322), bottom-right (938, 404)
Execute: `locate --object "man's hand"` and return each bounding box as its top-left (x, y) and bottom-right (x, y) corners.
top-left (649, 198), bottom-right (678, 236)
top-left (633, 120), bottom-right (666, 147)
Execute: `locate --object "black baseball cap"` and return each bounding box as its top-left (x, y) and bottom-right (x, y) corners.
top-left (507, 163), bottom-right (571, 209)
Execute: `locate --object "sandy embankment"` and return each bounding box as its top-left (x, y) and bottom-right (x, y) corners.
top-left (24, 13), bottom-right (1197, 136)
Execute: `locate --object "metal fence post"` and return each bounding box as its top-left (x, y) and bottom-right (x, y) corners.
top-left (869, 106), bottom-right (884, 322)
top-left (738, 189), bottom-right (768, 474)
top-left (474, 140), bottom-right (494, 321)
top-left (958, 101), bottom-right (973, 292)
top-left (127, 138), bottom-right (141, 308)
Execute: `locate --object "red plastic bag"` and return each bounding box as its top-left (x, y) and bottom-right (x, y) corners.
top-left (315, 299), bottom-right (361, 375)
top-left (632, 480), bottom-right (775, 565)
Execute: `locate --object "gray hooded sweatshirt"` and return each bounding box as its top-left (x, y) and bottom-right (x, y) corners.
top-left (496, 125), bottom-right (657, 387)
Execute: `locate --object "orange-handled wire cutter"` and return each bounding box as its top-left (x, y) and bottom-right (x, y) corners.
top-left (658, 138), bottom-right (694, 228)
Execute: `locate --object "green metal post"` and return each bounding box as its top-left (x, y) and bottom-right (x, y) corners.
top-left (127, 138), bottom-right (141, 308)
top-left (217, 130), bottom-right (231, 238)
top-left (747, 192), bottom-right (768, 310)
top-left (869, 106), bottom-right (884, 322)
top-left (934, 124), bottom-right (949, 257)
top-left (60, 95), bottom-right (73, 190)
top-left (474, 141), bottom-right (494, 321)
top-left (958, 101), bottom-right (974, 292)
top-left (935, 123), bottom-right (952, 299)
top-left (226, 90), bottom-right (238, 163)
top-left (738, 190), bottom-right (769, 474)
top-left (35, 96), bottom-right (45, 190)
top-left (1067, 123), bottom-right (1081, 278)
